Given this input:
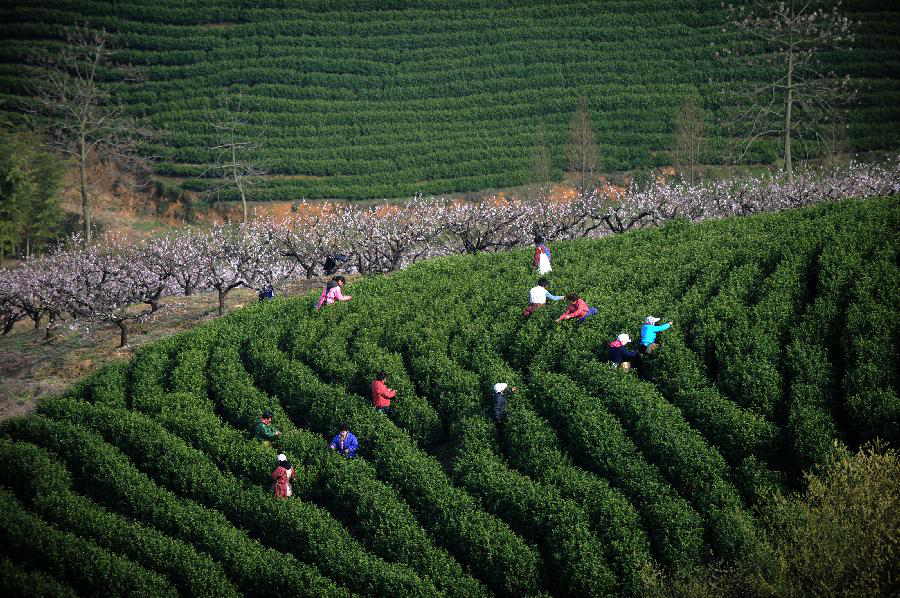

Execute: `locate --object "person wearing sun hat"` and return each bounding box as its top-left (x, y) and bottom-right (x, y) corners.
top-left (608, 332), bottom-right (640, 370)
top-left (492, 382), bottom-right (517, 423)
top-left (640, 316), bottom-right (672, 354)
top-left (271, 453), bottom-right (295, 499)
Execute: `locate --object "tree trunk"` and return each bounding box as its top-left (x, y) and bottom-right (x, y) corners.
top-left (217, 287), bottom-right (227, 316)
top-left (233, 143), bottom-right (248, 224)
top-left (784, 48), bottom-right (794, 182)
top-left (184, 282), bottom-right (194, 296)
top-left (79, 134), bottom-right (92, 243)
top-left (116, 320), bottom-right (128, 348)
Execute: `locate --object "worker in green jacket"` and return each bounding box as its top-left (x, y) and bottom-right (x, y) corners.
top-left (254, 410), bottom-right (281, 446)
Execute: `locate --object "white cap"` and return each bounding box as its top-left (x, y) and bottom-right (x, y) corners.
top-left (277, 453), bottom-right (287, 462)
top-left (493, 382), bottom-right (508, 393)
top-left (617, 333), bottom-right (631, 344)
top-left (645, 316), bottom-right (661, 324)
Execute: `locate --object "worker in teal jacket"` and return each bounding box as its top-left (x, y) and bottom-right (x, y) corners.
top-left (640, 316), bottom-right (672, 353)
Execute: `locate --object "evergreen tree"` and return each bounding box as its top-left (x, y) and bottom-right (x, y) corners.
top-left (0, 129), bottom-right (65, 259)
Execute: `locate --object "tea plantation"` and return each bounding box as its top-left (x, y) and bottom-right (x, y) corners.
top-left (0, 196), bottom-right (896, 596)
top-left (1, 0), bottom-right (899, 199)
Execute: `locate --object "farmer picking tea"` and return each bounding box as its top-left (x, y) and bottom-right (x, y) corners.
top-left (608, 332), bottom-right (640, 370)
top-left (492, 382), bottom-right (517, 423)
top-left (316, 275), bottom-right (352, 309)
top-left (371, 370), bottom-right (397, 415)
top-left (557, 293), bottom-right (598, 324)
top-left (522, 277), bottom-right (563, 317)
top-left (254, 410), bottom-right (281, 446)
top-left (533, 235), bottom-right (552, 275)
top-left (271, 453), bottom-right (295, 499)
top-left (640, 316), bottom-right (672, 353)
top-left (329, 424), bottom-right (359, 458)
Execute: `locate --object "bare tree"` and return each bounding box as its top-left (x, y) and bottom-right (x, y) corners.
top-left (672, 97), bottom-right (707, 186)
top-left (207, 93), bottom-right (266, 223)
top-left (30, 25), bottom-right (149, 244)
top-left (719, 1), bottom-right (856, 181)
top-left (565, 96), bottom-right (599, 196)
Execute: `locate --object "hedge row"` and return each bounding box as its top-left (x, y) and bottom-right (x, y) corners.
top-left (0, 557), bottom-right (79, 598)
top-left (0, 490), bottom-right (179, 598)
top-left (244, 335), bottom-right (544, 597)
top-left (194, 341), bottom-right (491, 598)
top-left (0, 415), bottom-right (349, 598)
top-left (0, 439), bottom-right (241, 598)
top-left (842, 246), bottom-right (900, 445)
top-left (383, 327), bottom-right (620, 596)
top-left (37, 397), bottom-right (439, 598)
top-left (527, 369), bottom-right (705, 571)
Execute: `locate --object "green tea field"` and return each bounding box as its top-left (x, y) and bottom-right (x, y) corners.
top-left (1, 196), bottom-right (897, 596)
top-left (2, 0), bottom-right (899, 199)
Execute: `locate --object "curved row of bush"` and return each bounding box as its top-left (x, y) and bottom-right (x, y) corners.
top-left (0, 438), bottom-right (241, 598)
top-left (244, 334), bottom-right (544, 597)
top-left (41, 396), bottom-right (441, 598)
top-left (1, 415), bottom-right (350, 597)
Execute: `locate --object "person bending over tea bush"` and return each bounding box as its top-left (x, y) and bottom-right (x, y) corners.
top-left (271, 453), bottom-right (296, 499)
top-left (254, 411), bottom-right (281, 446)
top-left (523, 277), bottom-right (563, 317)
top-left (371, 371), bottom-right (397, 415)
top-left (492, 382), bottom-right (517, 423)
top-left (329, 424), bottom-right (359, 458)
top-left (640, 316), bottom-right (672, 353)
top-left (557, 293), bottom-right (598, 324)
top-left (316, 275), bottom-right (352, 310)
top-left (532, 236), bottom-right (553, 275)
top-left (608, 333), bottom-right (640, 370)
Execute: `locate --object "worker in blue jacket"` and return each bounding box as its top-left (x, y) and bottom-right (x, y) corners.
top-left (329, 424), bottom-right (359, 458)
top-left (640, 316), bottom-right (672, 354)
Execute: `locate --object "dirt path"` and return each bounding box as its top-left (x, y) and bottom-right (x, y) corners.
top-left (0, 277), bottom-right (336, 421)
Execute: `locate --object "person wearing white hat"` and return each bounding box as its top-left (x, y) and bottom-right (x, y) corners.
top-left (608, 332), bottom-right (640, 370)
top-left (640, 316), bottom-right (672, 353)
top-left (271, 453), bottom-right (295, 499)
top-left (493, 382), bottom-right (517, 423)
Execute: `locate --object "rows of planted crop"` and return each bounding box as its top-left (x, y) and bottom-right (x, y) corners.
top-left (2, 197), bottom-right (896, 595)
top-left (3, 0), bottom-right (898, 198)
top-left (123, 328), bottom-right (491, 598)
top-left (298, 235), bottom-right (714, 581)
top-left (0, 439), bottom-right (240, 598)
top-left (287, 271), bottom-right (655, 595)
top-left (244, 333), bottom-right (545, 597)
top-left (842, 244), bottom-right (900, 445)
top-left (163, 335), bottom-right (491, 598)
top-left (41, 396), bottom-right (439, 597)
top-left (1, 414), bottom-right (347, 597)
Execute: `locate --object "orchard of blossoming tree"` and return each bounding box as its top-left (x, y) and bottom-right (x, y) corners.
top-left (1, 159), bottom-right (898, 347)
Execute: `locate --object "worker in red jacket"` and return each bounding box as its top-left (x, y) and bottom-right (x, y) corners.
top-left (371, 370), bottom-right (397, 415)
top-left (556, 293), bottom-right (598, 324)
top-left (271, 454), bottom-right (295, 499)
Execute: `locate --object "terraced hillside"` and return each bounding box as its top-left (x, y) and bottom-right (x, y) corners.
top-left (1, 0), bottom-right (899, 199)
top-left (1, 196), bottom-right (897, 596)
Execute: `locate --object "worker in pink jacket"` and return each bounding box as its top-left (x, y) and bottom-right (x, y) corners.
top-left (316, 275), bottom-right (352, 309)
top-left (556, 293), bottom-right (598, 324)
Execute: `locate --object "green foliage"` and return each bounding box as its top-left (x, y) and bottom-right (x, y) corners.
top-left (0, 197), bottom-right (897, 596)
top-left (2, 2), bottom-right (899, 199)
top-left (0, 490), bottom-right (180, 598)
top-left (0, 128), bottom-right (64, 258)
